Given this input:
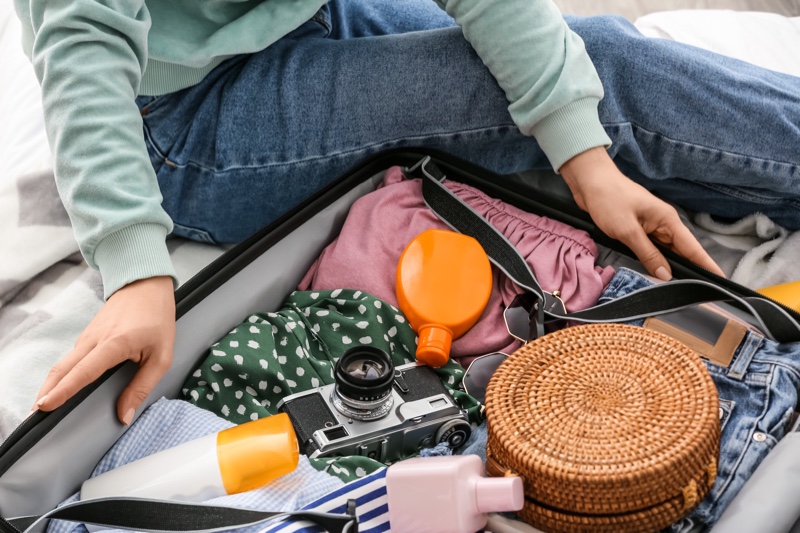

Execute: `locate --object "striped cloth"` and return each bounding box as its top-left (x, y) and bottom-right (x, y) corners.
top-left (47, 398), bottom-right (346, 533)
top-left (38, 395), bottom-right (516, 533)
top-left (262, 469), bottom-right (389, 533)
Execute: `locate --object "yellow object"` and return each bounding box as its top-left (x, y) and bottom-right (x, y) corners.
top-left (396, 229), bottom-right (493, 367)
top-left (757, 280), bottom-right (800, 312)
top-left (217, 412), bottom-right (299, 494)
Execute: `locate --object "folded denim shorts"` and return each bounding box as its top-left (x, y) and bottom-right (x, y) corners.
top-left (600, 268), bottom-right (800, 531)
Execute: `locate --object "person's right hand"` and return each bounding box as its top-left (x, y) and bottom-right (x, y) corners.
top-left (560, 147), bottom-right (725, 280)
top-left (34, 276), bottom-right (176, 425)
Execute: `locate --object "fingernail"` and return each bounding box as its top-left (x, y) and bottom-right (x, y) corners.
top-left (36, 395), bottom-right (49, 408)
top-left (122, 408), bottom-right (135, 426)
top-left (655, 267), bottom-right (672, 282)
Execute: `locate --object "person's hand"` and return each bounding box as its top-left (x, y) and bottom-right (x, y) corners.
top-left (34, 276), bottom-right (175, 425)
top-left (560, 147), bottom-right (725, 280)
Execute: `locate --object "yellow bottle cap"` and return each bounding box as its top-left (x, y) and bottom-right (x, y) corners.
top-left (217, 412), bottom-right (299, 495)
top-left (757, 280), bottom-right (800, 312)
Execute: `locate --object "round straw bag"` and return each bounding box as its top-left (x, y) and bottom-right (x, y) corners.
top-left (485, 323), bottom-right (720, 533)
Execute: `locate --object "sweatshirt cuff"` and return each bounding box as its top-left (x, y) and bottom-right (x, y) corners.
top-left (530, 97), bottom-right (613, 172)
top-left (94, 223), bottom-right (178, 300)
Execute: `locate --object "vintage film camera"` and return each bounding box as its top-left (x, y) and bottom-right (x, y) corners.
top-left (277, 346), bottom-right (471, 464)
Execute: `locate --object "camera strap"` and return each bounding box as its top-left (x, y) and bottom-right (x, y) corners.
top-left (409, 156), bottom-right (800, 344)
top-left (2, 498), bottom-right (358, 533)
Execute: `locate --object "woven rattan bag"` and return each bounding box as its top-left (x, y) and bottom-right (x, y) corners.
top-left (485, 323), bottom-right (720, 533)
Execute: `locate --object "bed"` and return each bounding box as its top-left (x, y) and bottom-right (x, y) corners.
top-left (1, 0), bottom-right (799, 457)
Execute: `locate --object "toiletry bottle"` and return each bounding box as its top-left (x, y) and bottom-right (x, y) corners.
top-left (80, 412), bottom-right (299, 502)
top-left (396, 229), bottom-right (492, 367)
top-left (386, 455), bottom-right (524, 533)
top-left (757, 280), bottom-right (800, 312)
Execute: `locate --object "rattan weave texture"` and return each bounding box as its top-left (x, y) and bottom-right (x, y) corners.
top-left (485, 323), bottom-right (720, 533)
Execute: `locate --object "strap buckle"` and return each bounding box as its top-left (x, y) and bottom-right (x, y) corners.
top-left (503, 291), bottom-right (565, 343)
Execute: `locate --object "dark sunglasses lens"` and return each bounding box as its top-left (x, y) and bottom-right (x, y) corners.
top-left (505, 291), bottom-right (537, 342)
top-left (504, 304), bottom-right (533, 343)
top-left (463, 353), bottom-right (508, 404)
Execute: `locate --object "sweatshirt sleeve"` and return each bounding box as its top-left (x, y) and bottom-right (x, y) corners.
top-left (434, 0), bottom-right (612, 171)
top-left (16, 0), bottom-right (176, 300)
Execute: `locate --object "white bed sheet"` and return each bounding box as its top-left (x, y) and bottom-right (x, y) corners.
top-left (0, 1), bottom-right (226, 437)
top-left (636, 9), bottom-right (800, 76)
top-left (0, 2), bottom-right (49, 183)
top-left (1, 6), bottom-right (799, 438)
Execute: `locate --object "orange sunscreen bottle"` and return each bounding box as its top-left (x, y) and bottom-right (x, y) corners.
top-left (80, 413), bottom-right (299, 502)
top-left (396, 229), bottom-right (493, 367)
top-left (757, 280), bottom-right (800, 312)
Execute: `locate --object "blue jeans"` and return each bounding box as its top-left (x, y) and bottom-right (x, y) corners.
top-left (137, 0), bottom-right (800, 244)
top-left (600, 268), bottom-right (800, 531)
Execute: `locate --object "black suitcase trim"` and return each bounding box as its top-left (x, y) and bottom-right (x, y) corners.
top-left (1, 147), bottom-right (795, 480)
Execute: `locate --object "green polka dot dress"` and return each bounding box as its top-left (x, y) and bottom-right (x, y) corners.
top-left (182, 289), bottom-right (481, 482)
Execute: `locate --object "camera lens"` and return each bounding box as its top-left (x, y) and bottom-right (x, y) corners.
top-left (342, 357), bottom-right (387, 381)
top-left (332, 347), bottom-right (395, 421)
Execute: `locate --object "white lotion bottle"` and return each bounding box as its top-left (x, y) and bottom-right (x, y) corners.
top-left (80, 412), bottom-right (299, 502)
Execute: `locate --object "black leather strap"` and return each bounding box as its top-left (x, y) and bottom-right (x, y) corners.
top-left (5, 498), bottom-right (358, 533)
top-left (413, 156), bottom-right (800, 343)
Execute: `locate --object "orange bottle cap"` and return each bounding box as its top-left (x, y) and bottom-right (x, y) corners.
top-left (216, 412), bottom-right (299, 495)
top-left (416, 324), bottom-right (452, 367)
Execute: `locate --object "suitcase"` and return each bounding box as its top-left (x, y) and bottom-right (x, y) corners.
top-left (1, 149), bottom-right (799, 532)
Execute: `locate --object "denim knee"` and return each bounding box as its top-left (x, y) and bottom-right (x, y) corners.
top-left (564, 14), bottom-right (643, 56)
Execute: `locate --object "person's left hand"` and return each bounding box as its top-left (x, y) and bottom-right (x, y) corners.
top-left (33, 276), bottom-right (176, 425)
top-left (560, 147), bottom-right (725, 281)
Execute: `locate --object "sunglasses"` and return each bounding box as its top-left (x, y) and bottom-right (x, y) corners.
top-left (461, 291), bottom-right (567, 404)
top-left (461, 352), bottom-right (509, 405)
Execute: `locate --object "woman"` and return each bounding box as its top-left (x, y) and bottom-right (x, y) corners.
top-left (18, 0), bottom-right (799, 424)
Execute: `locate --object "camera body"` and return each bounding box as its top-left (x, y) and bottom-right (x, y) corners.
top-left (277, 361), bottom-right (471, 464)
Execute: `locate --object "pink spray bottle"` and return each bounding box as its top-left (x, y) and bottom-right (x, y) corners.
top-left (386, 455), bottom-right (524, 533)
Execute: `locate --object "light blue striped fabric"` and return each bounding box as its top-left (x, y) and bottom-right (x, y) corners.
top-left (47, 398), bottom-right (350, 533)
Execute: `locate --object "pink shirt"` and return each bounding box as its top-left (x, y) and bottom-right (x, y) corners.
top-left (299, 167), bottom-right (615, 363)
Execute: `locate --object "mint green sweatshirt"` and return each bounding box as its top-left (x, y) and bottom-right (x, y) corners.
top-left (14, 0), bottom-right (611, 299)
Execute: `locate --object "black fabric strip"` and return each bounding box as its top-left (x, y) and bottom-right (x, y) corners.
top-left (744, 297), bottom-right (800, 344)
top-left (417, 157), bottom-right (800, 344)
top-left (1, 516), bottom-right (22, 533)
top-left (8, 499), bottom-right (356, 533)
top-left (54, 500), bottom-right (277, 531)
top-left (421, 167), bottom-right (542, 299)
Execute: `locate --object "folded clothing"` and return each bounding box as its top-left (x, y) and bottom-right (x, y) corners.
top-left (262, 467), bottom-right (391, 533)
top-left (599, 268), bottom-right (800, 532)
top-left (459, 268), bottom-right (800, 530)
top-left (182, 289), bottom-right (482, 481)
top-left (298, 166), bottom-right (615, 363)
top-left (47, 398), bottom-right (344, 533)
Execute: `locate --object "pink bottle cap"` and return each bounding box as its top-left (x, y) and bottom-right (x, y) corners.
top-left (475, 476), bottom-right (524, 513)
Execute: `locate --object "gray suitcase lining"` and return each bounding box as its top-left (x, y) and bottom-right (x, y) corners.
top-left (0, 172), bottom-right (383, 517)
top-left (4, 149), bottom-right (799, 529)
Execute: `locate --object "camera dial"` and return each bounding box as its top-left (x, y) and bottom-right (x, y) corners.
top-left (435, 419), bottom-right (471, 448)
top-left (332, 347), bottom-right (396, 421)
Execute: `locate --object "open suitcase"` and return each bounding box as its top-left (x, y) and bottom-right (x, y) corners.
top-left (2, 149), bottom-right (800, 533)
